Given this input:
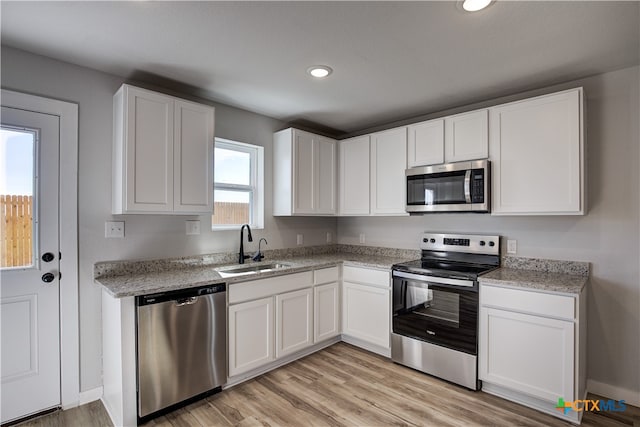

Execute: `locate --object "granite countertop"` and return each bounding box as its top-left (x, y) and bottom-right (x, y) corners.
top-left (478, 256), bottom-right (589, 295)
top-left (95, 248), bottom-right (417, 298)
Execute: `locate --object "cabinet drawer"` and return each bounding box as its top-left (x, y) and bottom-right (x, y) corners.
top-left (343, 266), bottom-right (389, 288)
top-left (314, 267), bottom-right (339, 285)
top-left (481, 285), bottom-right (575, 320)
top-left (229, 271), bottom-right (313, 304)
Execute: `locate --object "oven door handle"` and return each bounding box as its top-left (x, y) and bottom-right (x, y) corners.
top-left (464, 169), bottom-right (472, 203)
top-left (393, 270), bottom-right (475, 288)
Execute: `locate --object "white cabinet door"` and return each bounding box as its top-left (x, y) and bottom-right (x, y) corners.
top-left (273, 128), bottom-right (336, 216)
top-left (314, 282), bottom-right (340, 342)
top-left (228, 297), bottom-right (274, 377)
top-left (339, 136), bottom-right (370, 215)
top-left (479, 307), bottom-right (574, 403)
top-left (490, 88), bottom-right (583, 215)
top-left (316, 136), bottom-right (337, 215)
top-left (122, 86), bottom-right (175, 213)
top-left (370, 127), bottom-right (407, 215)
top-left (407, 119), bottom-right (444, 167)
top-left (342, 281), bottom-right (390, 348)
top-left (275, 288), bottom-right (313, 358)
top-left (113, 84), bottom-right (215, 214)
top-left (292, 130), bottom-right (315, 214)
top-left (445, 109), bottom-right (488, 163)
top-left (173, 99), bottom-right (214, 213)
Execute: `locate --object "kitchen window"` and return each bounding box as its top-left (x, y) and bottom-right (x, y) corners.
top-left (212, 138), bottom-right (264, 229)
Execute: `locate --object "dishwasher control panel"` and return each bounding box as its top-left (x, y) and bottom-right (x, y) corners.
top-left (137, 283), bottom-right (226, 306)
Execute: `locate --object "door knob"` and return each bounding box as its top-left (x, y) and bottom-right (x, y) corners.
top-left (42, 252), bottom-right (55, 263)
top-left (42, 272), bottom-right (55, 283)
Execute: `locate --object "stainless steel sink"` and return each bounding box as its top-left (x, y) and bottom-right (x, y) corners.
top-left (216, 262), bottom-right (290, 278)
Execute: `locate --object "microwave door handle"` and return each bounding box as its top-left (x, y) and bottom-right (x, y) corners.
top-left (464, 169), bottom-right (472, 203)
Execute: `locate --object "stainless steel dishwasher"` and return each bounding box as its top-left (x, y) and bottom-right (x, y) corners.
top-left (136, 283), bottom-right (226, 422)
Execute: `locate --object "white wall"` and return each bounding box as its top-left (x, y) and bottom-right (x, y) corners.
top-left (0, 46), bottom-right (337, 391)
top-left (338, 66), bottom-right (640, 399)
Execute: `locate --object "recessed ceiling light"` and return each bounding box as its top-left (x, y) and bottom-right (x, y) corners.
top-left (462, 0), bottom-right (492, 12)
top-left (307, 66), bottom-right (333, 79)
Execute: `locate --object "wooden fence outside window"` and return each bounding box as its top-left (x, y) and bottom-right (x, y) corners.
top-left (1, 195), bottom-right (33, 268)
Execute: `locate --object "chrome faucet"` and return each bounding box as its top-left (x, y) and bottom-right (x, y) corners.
top-left (252, 238), bottom-right (268, 262)
top-left (238, 224), bottom-right (253, 264)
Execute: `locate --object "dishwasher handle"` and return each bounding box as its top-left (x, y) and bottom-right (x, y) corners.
top-left (175, 296), bottom-right (198, 307)
top-left (137, 283), bottom-right (226, 306)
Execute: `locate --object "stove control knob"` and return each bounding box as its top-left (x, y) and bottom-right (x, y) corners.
top-left (489, 241), bottom-right (495, 247)
top-left (423, 238), bottom-right (428, 243)
top-left (479, 241), bottom-right (486, 246)
top-left (430, 238), bottom-right (436, 243)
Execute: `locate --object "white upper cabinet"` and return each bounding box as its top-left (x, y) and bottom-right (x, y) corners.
top-left (489, 88), bottom-right (584, 215)
top-left (273, 128), bottom-right (336, 216)
top-left (444, 109), bottom-right (489, 163)
top-left (173, 100), bottom-right (215, 213)
top-left (338, 135), bottom-right (371, 215)
top-left (407, 119), bottom-right (444, 167)
top-left (113, 84), bottom-right (214, 215)
top-left (370, 127), bottom-right (408, 215)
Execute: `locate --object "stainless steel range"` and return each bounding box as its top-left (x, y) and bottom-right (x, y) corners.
top-left (391, 232), bottom-right (500, 390)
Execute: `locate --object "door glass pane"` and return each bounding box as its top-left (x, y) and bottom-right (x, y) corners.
top-left (1, 128), bottom-right (36, 268)
top-left (212, 190), bottom-right (251, 226)
top-left (214, 148), bottom-right (250, 185)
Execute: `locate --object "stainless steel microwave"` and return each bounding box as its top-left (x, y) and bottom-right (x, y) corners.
top-left (405, 159), bottom-right (490, 213)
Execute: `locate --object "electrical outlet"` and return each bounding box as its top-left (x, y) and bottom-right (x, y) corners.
top-left (186, 220), bottom-right (201, 235)
top-left (359, 233), bottom-right (366, 244)
top-left (297, 234), bottom-right (303, 245)
top-left (507, 239), bottom-right (517, 254)
top-left (326, 232), bottom-right (332, 243)
top-left (105, 221), bottom-right (125, 238)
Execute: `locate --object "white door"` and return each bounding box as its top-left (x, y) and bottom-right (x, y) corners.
top-left (342, 281), bottom-right (390, 348)
top-left (173, 99), bottom-right (215, 213)
top-left (292, 130), bottom-right (315, 214)
top-left (479, 307), bottom-right (575, 402)
top-left (338, 136), bottom-right (370, 215)
top-left (407, 119), bottom-right (444, 167)
top-left (275, 288), bottom-right (313, 358)
top-left (315, 136), bottom-right (337, 215)
top-left (228, 297), bottom-right (274, 377)
top-left (370, 127), bottom-right (407, 215)
top-left (314, 282), bottom-right (340, 342)
top-left (444, 109), bottom-right (488, 163)
top-left (1, 106), bottom-right (61, 423)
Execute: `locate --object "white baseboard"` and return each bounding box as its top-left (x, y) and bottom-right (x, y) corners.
top-left (60, 387), bottom-right (103, 410)
top-left (587, 379), bottom-right (640, 407)
top-left (341, 334), bottom-right (391, 358)
top-left (79, 387), bottom-right (103, 405)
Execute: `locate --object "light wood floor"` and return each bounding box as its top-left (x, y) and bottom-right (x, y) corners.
top-left (16, 342), bottom-right (640, 427)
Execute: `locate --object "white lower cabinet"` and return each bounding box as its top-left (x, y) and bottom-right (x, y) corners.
top-left (276, 288), bottom-right (313, 358)
top-left (314, 282), bottom-right (340, 342)
top-left (341, 266), bottom-right (390, 354)
top-left (479, 283), bottom-right (586, 424)
top-left (227, 268), bottom-right (341, 380)
top-left (228, 297), bottom-right (274, 377)
top-left (480, 308), bottom-right (574, 400)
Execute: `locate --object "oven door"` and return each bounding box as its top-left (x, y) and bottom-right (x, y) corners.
top-left (392, 271), bottom-right (478, 355)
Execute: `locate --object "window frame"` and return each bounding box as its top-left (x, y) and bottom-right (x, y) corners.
top-left (212, 138), bottom-right (264, 230)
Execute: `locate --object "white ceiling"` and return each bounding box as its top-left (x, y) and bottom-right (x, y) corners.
top-left (2, 1), bottom-right (639, 135)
